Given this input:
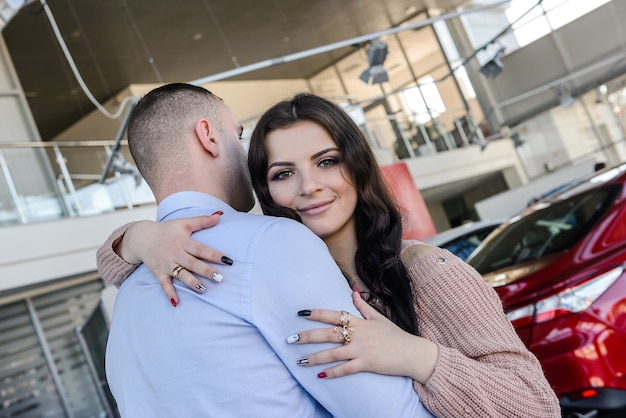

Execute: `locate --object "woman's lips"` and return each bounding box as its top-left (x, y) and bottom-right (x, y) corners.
top-left (298, 200), bottom-right (333, 216)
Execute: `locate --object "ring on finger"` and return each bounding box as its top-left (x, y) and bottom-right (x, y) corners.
top-left (334, 324), bottom-right (355, 345)
top-left (172, 265), bottom-right (185, 280)
top-left (338, 310), bottom-right (351, 327)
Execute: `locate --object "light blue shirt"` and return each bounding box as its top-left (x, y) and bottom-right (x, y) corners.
top-left (106, 191), bottom-right (433, 418)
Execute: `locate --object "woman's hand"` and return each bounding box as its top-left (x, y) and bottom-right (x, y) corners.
top-left (289, 291), bottom-right (438, 384)
top-left (116, 213), bottom-right (232, 305)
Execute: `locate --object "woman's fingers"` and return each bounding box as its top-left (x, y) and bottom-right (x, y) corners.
top-left (185, 212), bottom-right (222, 233)
top-left (298, 290), bottom-right (383, 326)
top-left (180, 238), bottom-right (232, 278)
top-left (163, 263), bottom-right (223, 307)
top-left (299, 346), bottom-right (350, 366)
top-left (316, 358), bottom-right (365, 379)
top-left (316, 361), bottom-right (364, 379)
top-left (173, 213), bottom-right (233, 275)
top-left (288, 290), bottom-right (431, 381)
top-left (296, 346), bottom-right (364, 379)
top-left (298, 307), bottom-right (357, 326)
top-left (156, 213), bottom-right (235, 290)
top-left (290, 326), bottom-right (340, 345)
top-left (156, 274), bottom-right (179, 307)
top-left (174, 247), bottom-right (225, 282)
top-left (133, 213), bottom-right (234, 307)
top-left (352, 290), bottom-right (381, 320)
top-left (175, 268), bottom-right (207, 292)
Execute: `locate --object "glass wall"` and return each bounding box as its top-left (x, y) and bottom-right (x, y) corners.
top-left (0, 141), bottom-right (153, 226)
top-left (0, 278), bottom-right (115, 417)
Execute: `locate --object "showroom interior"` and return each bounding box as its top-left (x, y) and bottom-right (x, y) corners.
top-left (1, 0), bottom-right (626, 416)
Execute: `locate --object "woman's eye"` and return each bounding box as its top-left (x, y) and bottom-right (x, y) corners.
top-left (319, 157), bottom-right (338, 168)
top-left (271, 170), bottom-right (293, 181)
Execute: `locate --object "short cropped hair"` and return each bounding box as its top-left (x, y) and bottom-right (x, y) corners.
top-left (126, 83), bottom-right (224, 189)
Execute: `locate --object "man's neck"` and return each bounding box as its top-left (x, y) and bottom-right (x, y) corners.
top-left (156, 179), bottom-right (226, 206)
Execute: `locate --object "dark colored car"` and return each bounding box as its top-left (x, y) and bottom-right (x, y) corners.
top-left (426, 219), bottom-right (503, 260)
top-left (467, 162), bottom-right (626, 418)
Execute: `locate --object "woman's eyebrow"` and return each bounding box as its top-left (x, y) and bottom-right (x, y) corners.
top-left (267, 161), bottom-right (294, 169)
top-left (268, 147), bottom-right (340, 169)
top-left (311, 147), bottom-right (339, 160)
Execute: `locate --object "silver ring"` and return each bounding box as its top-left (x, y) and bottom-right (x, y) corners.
top-left (172, 265), bottom-right (185, 279)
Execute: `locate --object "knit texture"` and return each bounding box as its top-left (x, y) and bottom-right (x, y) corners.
top-left (402, 241), bottom-right (560, 417)
top-left (96, 222), bottom-right (139, 287)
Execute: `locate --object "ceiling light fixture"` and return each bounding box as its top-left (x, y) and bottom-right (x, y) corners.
top-left (359, 41), bottom-right (389, 85)
top-left (479, 44), bottom-right (506, 79)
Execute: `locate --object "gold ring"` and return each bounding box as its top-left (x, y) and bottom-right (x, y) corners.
top-left (338, 311), bottom-right (351, 327)
top-left (172, 265), bottom-right (185, 279)
top-left (334, 325), bottom-right (355, 345)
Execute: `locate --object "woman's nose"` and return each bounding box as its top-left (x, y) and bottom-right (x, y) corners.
top-left (299, 171), bottom-right (322, 195)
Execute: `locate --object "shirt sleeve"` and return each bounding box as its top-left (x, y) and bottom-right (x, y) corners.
top-left (408, 247), bottom-right (561, 418)
top-left (96, 222), bottom-right (140, 288)
top-left (249, 219), bottom-right (430, 418)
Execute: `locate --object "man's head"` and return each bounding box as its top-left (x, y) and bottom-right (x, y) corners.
top-left (127, 83), bottom-right (255, 211)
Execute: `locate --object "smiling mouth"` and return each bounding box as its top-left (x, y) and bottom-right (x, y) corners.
top-left (298, 201), bottom-right (333, 216)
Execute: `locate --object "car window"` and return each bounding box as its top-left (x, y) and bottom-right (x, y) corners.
top-left (444, 228), bottom-right (496, 261)
top-left (468, 186), bottom-right (619, 275)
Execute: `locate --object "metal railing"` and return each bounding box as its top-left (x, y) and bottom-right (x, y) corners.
top-left (0, 103), bottom-right (483, 227)
top-left (0, 140), bottom-right (153, 226)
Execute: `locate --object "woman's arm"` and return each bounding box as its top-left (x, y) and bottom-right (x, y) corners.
top-left (96, 214), bottom-right (231, 305)
top-left (408, 251), bottom-right (560, 417)
top-left (96, 222), bottom-right (140, 287)
top-left (288, 248), bottom-right (561, 418)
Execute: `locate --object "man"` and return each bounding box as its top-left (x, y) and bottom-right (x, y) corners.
top-left (105, 83), bottom-right (431, 417)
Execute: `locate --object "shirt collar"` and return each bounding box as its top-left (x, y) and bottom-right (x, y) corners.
top-left (157, 191), bottom-right (234, 221)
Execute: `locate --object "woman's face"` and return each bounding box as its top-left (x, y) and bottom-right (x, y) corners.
top-left (265, 120), bottom-right (358, 243)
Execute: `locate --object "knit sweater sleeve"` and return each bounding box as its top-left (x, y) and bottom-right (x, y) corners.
top-left (96, 222), bottom-right (140, 288)
top-left (405, 246), bottom-right (561, 417)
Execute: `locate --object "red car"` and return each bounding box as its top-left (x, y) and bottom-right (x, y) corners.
top-left (467, 162), bottom-right (626, 418)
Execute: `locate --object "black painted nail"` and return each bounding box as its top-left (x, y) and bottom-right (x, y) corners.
top-left (221, 256), bottom-right (233, 265)
top-left (297, 357), bottom-right (309, 366)
top-left (195, 283), bottom-right (206, 293)
top-left (298, 310), bottom-right (311, 317)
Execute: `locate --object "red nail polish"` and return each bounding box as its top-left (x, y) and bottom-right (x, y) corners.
top-left (353, 286), bottom-right (360, 296)
top-left (171, 298), bottom-right (177, 307)
top-left (317, 372), bottom-right (327, 379)
top-left (211, 210), bottom-right (224, 216)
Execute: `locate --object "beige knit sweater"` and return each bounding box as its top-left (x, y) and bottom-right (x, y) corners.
top-left (97, 224), bottom-right (561, 417)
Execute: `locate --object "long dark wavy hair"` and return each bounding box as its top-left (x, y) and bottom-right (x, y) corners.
top-left (248, 93), bottom-right (418, 335)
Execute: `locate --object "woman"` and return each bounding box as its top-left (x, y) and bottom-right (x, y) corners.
top-left (97, 93), bottom-right (560, 417)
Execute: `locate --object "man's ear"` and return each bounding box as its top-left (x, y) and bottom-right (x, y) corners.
top-left (195, 119), bottom-right (219, 157)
